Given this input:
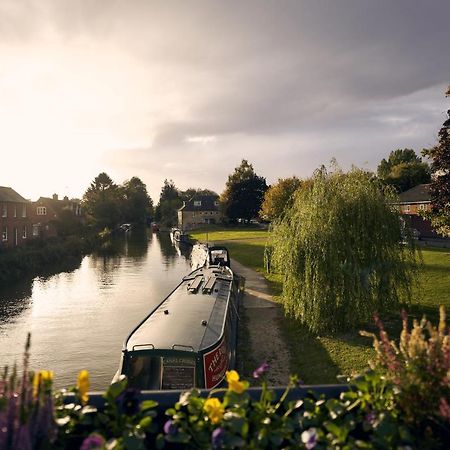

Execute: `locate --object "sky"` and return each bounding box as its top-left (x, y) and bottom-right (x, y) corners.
top-left (1, 0), bottom-right (449, 203)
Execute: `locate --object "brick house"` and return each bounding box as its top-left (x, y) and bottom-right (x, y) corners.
top-left (178, 195), bottom-right (222, 231)
top-left (0, 186), bottom-right (32, 249)
top-left (32, 194), bottom-right (83, 238)
top-left (397, 184), bottom-right (439, 238)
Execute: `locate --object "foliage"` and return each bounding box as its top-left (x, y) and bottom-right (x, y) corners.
top-left (2, 311), bottom-right (449, 449)
top-left (180, 188), bottom-right (218, 203)
top-left (221, 160), bottom-right (268, 222)
top-left (422, 89), bottom-right (450, 236)
top-left (259, 176), bottom-right (302, 221)
top-left (268, 166), bottom-right (419, 333)
top-left (83, 173), bottom-right (154, 230)
top-left (82, 173), bottom-right (123, 230)
top-left (377, 148), bottom-right (430, 192)
top-left (359, 307), bottom-right (450, 447)
top-left (154, 179), bottom-right (183, 228)
top-left (121, 177), bottom-right (154, 225)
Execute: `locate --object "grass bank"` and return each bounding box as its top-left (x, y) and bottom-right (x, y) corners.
top-left (190, 226), bottom-right (450, 383)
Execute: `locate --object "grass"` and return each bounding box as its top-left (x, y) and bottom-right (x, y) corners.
top-left (189, 226), bottom-right (450, 383)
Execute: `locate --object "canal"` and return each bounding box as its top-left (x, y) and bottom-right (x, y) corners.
top-left (0, 230), bottom-right (193, 389)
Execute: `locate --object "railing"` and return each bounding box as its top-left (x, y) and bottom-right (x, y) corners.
top-left (64, 384), bottom-right (348, 411)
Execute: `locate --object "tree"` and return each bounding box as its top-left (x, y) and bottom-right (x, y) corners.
top-left (260, 176), bottom-right (302, 221)
top-left (221, 160), bottom-right (268, 222)
top-left (377, 149), bottom-right (430, 192)
top-left (121, 177), bottom-right (153, 224)
top-left (267, 167), bottom-right (418, 333)
top-left (422, 88), bottom-right (450, 236)
top-left (154, 179), bottom-right (183, 228)
top-left (180, 188), bottom-right (218, 202)
top-left (82, 172), bottom-right (122, 230)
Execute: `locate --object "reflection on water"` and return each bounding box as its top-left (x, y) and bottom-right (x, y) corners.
top-left (0, 229), bottom-right (192, 389)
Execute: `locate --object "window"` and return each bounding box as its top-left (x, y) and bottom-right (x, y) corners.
top-left (405, 205), bottom-right (410, 213)
top-left (194, 200), bottom-right (202, 207)
top-left (22, 226), bottom-right (27, 239)
top-left (1, 204), bottom-right (7, 217)
top-left (32, 224), bottom-right (40, 237)
top-left (419, 204), bottom-right (425, 211)
top-left (37, 206), bottom-right (47, 215)
top-left (14, 206), bottom-right (17, 218)
top-left (214, 201), bottom-right (219, 206)
top-left (22, 205), bottom-right (27, 218)
top-left (1, 226), bottom-right (7, 242)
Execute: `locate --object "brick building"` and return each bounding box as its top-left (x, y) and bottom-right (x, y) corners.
top-left (0, 186), bottom-right (31, 249)
top-left (32, 194), bottom-right (83, 238)
top-left (397, 184), bottom-right (439, 238)
top-left (178, 195), bottom-right (222, 231)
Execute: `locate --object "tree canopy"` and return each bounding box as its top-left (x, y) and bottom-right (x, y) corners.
top-left (267, 167), bottom-right (418, 333)
top-left (422, 88), bottom-right (450, 236)
top-left (377, 149), bottom-right (430, 192)
top-left (154, 179), bottom-right (182, 228)
top-left (82, 172), bottom-right (122, 230)
top-left (221, 160), bottom-right (268, 222)
top-left (260, 176), bottom-right (302, 221)
top-left (82, 173), bottom-right (153, 229)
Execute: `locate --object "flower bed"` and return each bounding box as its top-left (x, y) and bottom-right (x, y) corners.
top-left (1, 309), bottom-right (449, 449)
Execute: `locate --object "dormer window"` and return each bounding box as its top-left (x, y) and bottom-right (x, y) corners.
top-left (194, 200), bottom-right (202, 207)
top-left (37, 206), bottom-right (47, 216)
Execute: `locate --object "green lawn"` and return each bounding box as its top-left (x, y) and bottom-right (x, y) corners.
top-left (189, 227), bottom-right (450, 383)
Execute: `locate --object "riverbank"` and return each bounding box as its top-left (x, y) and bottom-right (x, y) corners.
top-left (190, 226), bottom-right (450, 384)
top-left (0, 235), bottom-right (95, 286)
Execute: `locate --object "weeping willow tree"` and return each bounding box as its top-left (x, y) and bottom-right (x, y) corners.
top-left (267, 167), bottom-right (419, 333)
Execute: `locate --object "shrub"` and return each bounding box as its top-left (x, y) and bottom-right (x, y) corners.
top-left (1, 310), bottom-right (449, 449)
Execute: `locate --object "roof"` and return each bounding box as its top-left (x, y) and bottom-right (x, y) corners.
top-left (0, 186), bottom-right (28, 203)
top-left (179, 194), bottom-right (219, 212)
top-left (398, 184), bottom-right (431, 204)
top-left (126, 266), bottom-right (234, 353)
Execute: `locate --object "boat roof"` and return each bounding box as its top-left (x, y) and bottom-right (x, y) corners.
top-left (125, 266), bottom-right (234, 353)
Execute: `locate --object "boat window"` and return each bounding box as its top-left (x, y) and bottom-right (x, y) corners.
top-left (126, 354), bottom-right (162, 390)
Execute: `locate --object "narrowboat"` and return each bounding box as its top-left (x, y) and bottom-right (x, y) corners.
top-left (115, 263), bottom-right (241, 390)
top-left (170, 227), bottom-right (189, 243)
top-left (190, 243), bottom-right (231, 270)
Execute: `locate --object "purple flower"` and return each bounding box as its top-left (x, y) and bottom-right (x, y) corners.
top-left (80, 433), bottom-right (105, 450)
top-left (211, 427), bottom-right (226, 449)
top-left (365, 411), bottom-right (376, 426)
top-left (116, 388), bottom-right (140, 416)
top-left (253, 362), bottom-right (270, 379)
top-left (301, 428), bottom-right (318, 450)
top-left (163, 420), bottom-right (177, 436)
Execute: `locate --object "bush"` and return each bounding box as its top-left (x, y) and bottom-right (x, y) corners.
top-left (1, 310), bottom-right (449, 449)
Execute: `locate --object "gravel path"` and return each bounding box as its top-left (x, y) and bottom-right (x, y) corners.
top-left (231, 258), bottom-right (291, 385)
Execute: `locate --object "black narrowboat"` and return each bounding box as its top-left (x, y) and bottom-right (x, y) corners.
top-left (115, 264), bottom-right (241, 390)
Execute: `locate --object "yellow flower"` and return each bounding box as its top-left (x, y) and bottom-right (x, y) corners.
top-left (32, 370), bottom-right (54, 396)
top-left (203, 398), bottom-right (224, 424)
top-left (226, 370), bottom-right (248, 394)
top-left (77, 370), bottom-right (90, 405)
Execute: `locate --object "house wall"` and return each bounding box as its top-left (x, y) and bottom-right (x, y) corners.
top-left (399, 202), bottom-right (431, 215)
top-left (0, 202), bottom-right (32, 249)
top-left (179, 210), bottom-right (222, 230)
top-left (31, 200), bottom-right (58, 238)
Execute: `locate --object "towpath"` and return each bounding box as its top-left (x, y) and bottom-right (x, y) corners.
top-left (231, 258), bottom-right (291, 385)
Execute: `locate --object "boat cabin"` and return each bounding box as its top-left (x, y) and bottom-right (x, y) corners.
top-left (117, 264), bottom-right (240, 390)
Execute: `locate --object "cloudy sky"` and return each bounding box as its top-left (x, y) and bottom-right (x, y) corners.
top-left (1, 0), bottom-right (449, 202)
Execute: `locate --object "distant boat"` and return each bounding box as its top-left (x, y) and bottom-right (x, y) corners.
top-left (151, 222), bottom-right (160, 233)
top-left (170, 227), bottom-right (189, 243)
top-left (119, 223), bottom-right (132, 233)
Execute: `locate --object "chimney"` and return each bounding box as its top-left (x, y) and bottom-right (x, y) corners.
top-left (63, 195), bottom-right (69, 201)
top-left (52, 194), bottom-right (58, 201)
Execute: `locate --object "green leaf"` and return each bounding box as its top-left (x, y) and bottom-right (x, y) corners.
top-left (140, 400), bottom-right (158, 411)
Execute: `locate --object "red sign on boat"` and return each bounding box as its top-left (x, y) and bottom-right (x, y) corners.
top-left (203, 338), bottom-right (229, 389)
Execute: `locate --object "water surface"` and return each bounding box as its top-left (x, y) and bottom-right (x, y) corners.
top-left (0, 230), bottom-right (192, 389)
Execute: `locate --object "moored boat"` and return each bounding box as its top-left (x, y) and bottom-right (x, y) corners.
top-left (115, 263), bottom-right (241, 390)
